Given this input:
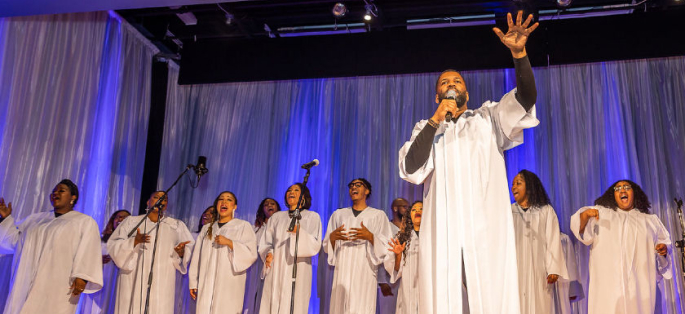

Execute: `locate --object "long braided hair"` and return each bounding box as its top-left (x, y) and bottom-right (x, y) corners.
top-left (394, 201), bottom-right (421, 264)
top-left (206, 191), bottom-right (237, 240)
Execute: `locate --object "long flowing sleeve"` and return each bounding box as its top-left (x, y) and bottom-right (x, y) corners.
top-left (364, 212), bottom-right (392, 267)
top-left (227, 221), bottom-right (257, 273)
top-left (562, 234), bottom-right (584, 301)
top-left (258, 218), bottom-right (275, 279)
top-left (570, 207), bottom-right (597, 246)
top-left (288, 211), bottom-right (322, 258)
top-left (544, 206), bottom-right (568, 279)
top-left (322, 213), bottom-right (338, 266)
top-left (188, 225), bottom-right (207, 290)
top-left (482, 89), bottom-right (539, 151)
top-left (398, 120), bottom-right (436, 185)
top-left (70, 217), bottom-right (104, 293)
top-left (0, 215), bottom-right (21, 254)
top-left (651, 215), bottom-right (673, 280)
top-left (107, 217), bottom-right (142, 272)
top-left (171, 220), bottom-right (195, 275)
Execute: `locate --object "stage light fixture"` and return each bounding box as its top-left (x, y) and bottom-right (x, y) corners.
top-left (332, 3), bottom-right (348, 18)
top-left (363, 1), bottom-right (377, 22)
top-left (557, 0), bottom-right (572, 7)
top-left (225, 13), bottom-right (234, 25)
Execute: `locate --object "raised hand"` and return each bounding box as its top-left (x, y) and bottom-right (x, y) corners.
top-left (387, 238), bottom-right (407, 256)
top-left (214, 235), bottom-right (234, 250)
top-left (134, 228), bottom-right (150, 247)
top-left (0, 197), bottom-right (12, 218)
top-left (349, 222), bottom-right (374, 243)
top-left (174, 241), bottom-right (191, 258)
top-left (70, 278), bottom-right (87, 296)
top-left (655, 243), bottom-right (668, 256)
top-left (492, 10), bottom-right (539, 58)
top-left (579, 208), bottom-right (599, 234)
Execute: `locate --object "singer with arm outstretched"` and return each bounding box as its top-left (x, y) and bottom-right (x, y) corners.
top-left (107, 191), bottom-right (194, 314)
top-left (398, 10), bottom-right (540, 314)
top-left (0, 179), bottom-right (103, 314)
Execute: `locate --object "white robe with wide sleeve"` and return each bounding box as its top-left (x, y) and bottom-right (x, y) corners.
top-left (386, 230), bottom-right (420, 314)
top-left (376, 223), bottom-right (400, 314)
top-left (79, 242), bottom-right (119, 314)
top-left (399, 90), bottom-right (538, 314)
top-left (107, 214), bottom-right (194, 314)
top-left (188, 219), bottom-right (257, 314)
top-left (259, 210), bottom-right (322, 314)
top-left (553, 233), bottom-right (584, 314)
top-left (511, 203), bottom-right (568, 314)
top-left (323, 207), bottom-right (393, 314)
top-left (244, 224), bottom-right (267, 314)
top-left (0, 210), bottom-right (104, 314)
top-left (570, 206), bottom-right (672, 314)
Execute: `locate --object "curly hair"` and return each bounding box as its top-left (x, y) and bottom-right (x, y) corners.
top-left (284, 183), bottom-right (312, 210)
top-left (255, 198), bottom-right (282, 228)
top-left (394, 201), bottom-right (422, 265)
top-left (594, 179), bottom-right (651, 213)
top-left (102, 209), bottom-right (130, 242)
top-left (207, 191), bottom-right (237, 239)
top-left (516, 170), bottom-right (551, 208)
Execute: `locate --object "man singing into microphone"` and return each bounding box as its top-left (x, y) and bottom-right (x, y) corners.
top-left (107, 191), bottom-right (194, 314)
top-left (398, 11), bottom-right (539, 314)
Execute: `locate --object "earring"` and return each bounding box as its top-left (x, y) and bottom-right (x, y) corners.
top-left (70, 200), bottom-right (74, 205)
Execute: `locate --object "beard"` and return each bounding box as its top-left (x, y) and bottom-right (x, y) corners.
top-left (439, 89), bottom-right (467, 107)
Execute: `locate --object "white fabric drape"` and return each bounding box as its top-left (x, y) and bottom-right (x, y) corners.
top-left (0, 11), bottom-right (157, 311)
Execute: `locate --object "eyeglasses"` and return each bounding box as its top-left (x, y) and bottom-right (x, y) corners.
top-left (613, 185), bottom-right (632, 192)
top-left (348, 182), bottom-right (365, 189)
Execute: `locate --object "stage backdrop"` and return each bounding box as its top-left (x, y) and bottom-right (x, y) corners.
top-left (0, 11), bottom-right (157, 309)
top-left (161, 57), bottom-right (685, 313)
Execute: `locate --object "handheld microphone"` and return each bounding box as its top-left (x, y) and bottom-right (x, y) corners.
top-left (445, 90), bottom-right (457, 122)
top-left (194, 156), bottom-right (208, 178)
top-left (301, 159), bottom-right (319, 169)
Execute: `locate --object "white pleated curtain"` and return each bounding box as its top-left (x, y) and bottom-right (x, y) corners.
top-left (0, 11), bottom-right (157, 309)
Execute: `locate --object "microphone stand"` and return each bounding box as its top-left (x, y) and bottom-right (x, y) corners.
top-left (674, 198), bottom-right (685, 282)
top-left (127, 163), bottom-right (198, 314)
top-left (288, 168), bottom-right (311, 314)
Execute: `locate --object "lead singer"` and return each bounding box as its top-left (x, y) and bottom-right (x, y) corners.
top-left (398, 11), bottom-right (540, 314)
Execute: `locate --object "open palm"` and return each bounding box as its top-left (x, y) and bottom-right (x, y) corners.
top-left (493, 11), bottom-right (539, 57)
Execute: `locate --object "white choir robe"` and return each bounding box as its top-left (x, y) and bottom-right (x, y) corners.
top-left (175, 231), bottom-right (199, 314)
top-left (399, 89), bottom-right (538, 314)
top-left (553, 233), bottom-right (584, 314)
top-left (323, 207), bottom-right (393, 314)
top-left (79, 242), bottom-right (119, 314)
top-left (107, 214), bottom-right (194, 314)
top-left (243, 225), bottom-right (267, 314)
top-left (0, 210), bottom-right (104, 314)
top-left (511, 203), bottom-right (569, 314)
top-left (259, 210), bottom-right (322, 314)
top-left (384, 230), bottom-right (420, 314)
top-left (376, 223), bottom-right (400, 314)
top-left (570, 206), bottom-right (672, 314)
top-left (189, 219), bottom-right (257, 314)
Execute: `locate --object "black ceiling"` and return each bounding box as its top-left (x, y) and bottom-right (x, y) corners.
top-left (116, 0), bottom-right (685, 83)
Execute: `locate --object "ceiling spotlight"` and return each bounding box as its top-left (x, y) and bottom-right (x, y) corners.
top-left (557, 0), bottom-right (572, 7)
top-left (225, 13), bottom-right (234, 25)
top-left (363, 1), bottom-right (377, 22)
top-left (332, 3), bottom-right (348, 18)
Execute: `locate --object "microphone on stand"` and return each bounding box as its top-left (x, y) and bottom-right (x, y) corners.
top-left (301, 159), bottom-right (319, 169)
top-left (194, 156), bottom-right (209, 178)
